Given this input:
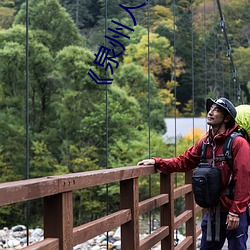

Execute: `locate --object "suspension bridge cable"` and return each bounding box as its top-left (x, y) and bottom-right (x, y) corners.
top-left (191, 0), bottom-right (195, 144)
top-left (104, 0), bottom-right (109, 248)
top-left (213, 0), bottom-right (217, 94)
top-left (173, 1), bottom-right (177, 158)
top-left (147, 0), bottom-right (152, 234)
top-left (216, 0), bottom-right (242, 103)
top-left (25, 0), bottom-right (30, 245)
top-left (147, 0), bottom-right (151, 176)
top-left (172, 0), bottom-right (179, 245)
top-left (203, 0), bottom-right (207, 97)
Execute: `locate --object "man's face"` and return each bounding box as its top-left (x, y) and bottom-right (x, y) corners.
top-left (207, 104), bottom-right (226, 127)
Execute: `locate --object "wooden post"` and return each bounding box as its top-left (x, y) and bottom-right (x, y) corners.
top-left (161, 173), bottom-right (174, 250)
top-left (44, 192), bottom-right (73, 250)
top-left (120, 178), bottom-right (139, 250)
top-left (185, 171), bottom-right (196, 250)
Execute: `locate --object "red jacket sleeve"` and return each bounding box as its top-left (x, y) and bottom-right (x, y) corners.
top-left (153, 139), bottom-right (203, 174)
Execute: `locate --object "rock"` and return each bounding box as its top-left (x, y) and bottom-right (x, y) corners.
top-left (91, 245), bottom-right (101, 250)
top-left (30, 228), bottom-right (43, 238)
top-left (95, 234), bottom-right (106, 243)
top-left (0, 230), bottom-right (7, 238)
top-left (20, 237), bottom-right (27, 245)
top-left (100, 240), bottom-right (108, 246)
top-left (113, 240), bottom-right (121, 249)
top-left (12, 231), bottom-right (25, 238)
top-left (11, 226), bottom-right (26, 232)
top-left (113, 227), bottom-right (120, 240)
top-left (87, 238), bottom-right (94, 245)
top-left (7, 239), bottom-right (20, 247)
top-left (108, 236), bottom-right (116, 243)
top-left (107, 231), bottom-right (114, 237)
top-left (73, 242), bottom-right (87, 249)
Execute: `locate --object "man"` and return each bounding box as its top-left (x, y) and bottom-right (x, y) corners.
top-left (138, 97), bottom-right (250, 250)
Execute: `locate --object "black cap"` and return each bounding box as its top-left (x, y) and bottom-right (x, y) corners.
top-left (206, 97), bottom-right (237, 119)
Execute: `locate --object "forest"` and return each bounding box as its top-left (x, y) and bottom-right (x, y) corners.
top-left (0, 0), bottom-right (249, 228)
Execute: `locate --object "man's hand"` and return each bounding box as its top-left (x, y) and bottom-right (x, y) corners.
top-left (137, 159), bottom-right (155, 166)
top-left (226, 213), bottom-right (240, 230)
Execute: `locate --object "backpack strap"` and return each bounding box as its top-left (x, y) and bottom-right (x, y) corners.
top-left (200, 142), bottom-right (208, 163)
top-left (223, 132), bottom-right (242, 200)
top-left (201, 132), bottom-right (242, 166)
top-left (223, 132), bottom-right (242, 169)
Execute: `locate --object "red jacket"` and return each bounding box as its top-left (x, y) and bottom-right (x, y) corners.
top-left (154, 124), bottom-right (250, 216)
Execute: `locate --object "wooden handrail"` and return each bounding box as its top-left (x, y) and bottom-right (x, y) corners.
top-left (0, 165), bottom-right (203, 250)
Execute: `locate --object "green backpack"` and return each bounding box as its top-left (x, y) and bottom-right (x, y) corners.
top-left (235, 105), bottom-right (250, 142)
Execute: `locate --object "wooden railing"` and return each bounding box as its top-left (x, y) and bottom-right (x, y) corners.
top-left (0, 165), bottom-right (203, 250)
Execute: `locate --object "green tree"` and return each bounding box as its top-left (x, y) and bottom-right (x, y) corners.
top-left (150, 5), bottom-right (174, 32)
top-left (0, 25), bottom-right (55, 132)
top-left (61, 0), bottom-right (102, 29)
top-left (47, 45), bottom-right (106, 162)
top-left (14, 0), bottom-right (84, 52)
top-left (0, 112), bottom-right (26, 180)
top-left (0, 38), bottom-right (27, 180)
top-left (0, 6), bottom-right (15, 29)
top-left (30, 141), bottom-right (57, 177)
top-left (124, 32), bottom-right (176, 81)
top-left (0, 24), bottom-right (56, 144)
top-left (234, 46), bottom-right (250, 102)
top-left (114, 62), bottom-right (166, 132)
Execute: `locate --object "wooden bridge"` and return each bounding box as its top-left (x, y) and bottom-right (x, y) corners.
top-left (0, 165), bottom-right (204, 250)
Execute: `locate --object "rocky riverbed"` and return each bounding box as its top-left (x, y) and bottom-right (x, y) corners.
top-left (0, 225), bottom-right (187, 249)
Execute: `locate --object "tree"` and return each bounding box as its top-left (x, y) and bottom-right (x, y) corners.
top-left (14, 0), bottom-right (84, 52)
top-left (234, 46), bottom-right (250, 102)
top-left (97, 0), bottom-right (147, 23)
top-left (114, 62), bottom-right (166, 132)
top-left (124, 32), bottom-right (174, 80)
top-left (50, 45), bottom-right (146, 167)
top-left (48, 45), bottom-right (106, 156)
top-left (123, 31), bottom-right (185, 97)
top-left (61, 0), bottom-right (102, 29)
top-left (0, 33), bottom-right (28, 180)
top-left (79, 84), bottom-right (143, 167)
top-left (0, 24), bottom-right (57, 131)
top-left (0, 6), bottom-right (15, 29)
top-left (0, 112), bottom-right (26, 180)
top-left (149, 5), bottom-right (174, 32)
top-left (30, 141), bottom-right (57, 177)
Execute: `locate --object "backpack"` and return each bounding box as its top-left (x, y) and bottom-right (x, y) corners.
top-left (192, 131), bottom-right (241, 208)
top-left (235, 105), bottom-right (250, 142)
top-left (192, 162), bottom-right (221, 208)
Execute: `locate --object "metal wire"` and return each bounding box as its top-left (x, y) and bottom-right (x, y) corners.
top-left (105, 0), bottom-right (109, 248)
top-left (213, 0), bottom-right (217, 95)
top-left (25, 0), bottom-right (30, 245)
top-left (173, 0), bottom-right (177, 158)
top-left (172, 0), bottom-right (179, 245)
top-left (204, 0), bottom-right (207, 97)
top-left (147, 0), bottom-right (152, 234)
top-left (191, 0), bottom-right (195, 144)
